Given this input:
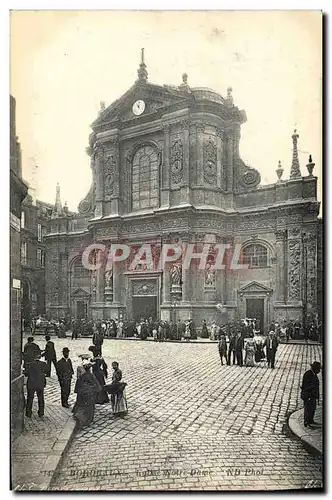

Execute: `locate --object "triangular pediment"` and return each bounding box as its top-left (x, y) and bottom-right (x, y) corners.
top-left (238, 281), bottom-right (272, 294)
top-left (92, 82), bottom-right (188, 129)
top-left (71, 287), bottom-right (90, 298)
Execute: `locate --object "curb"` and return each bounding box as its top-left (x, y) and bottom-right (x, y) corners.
top-left (288, 408), bottom-right (322, 457)
top-left (38, 416), bottom-right (76, 490)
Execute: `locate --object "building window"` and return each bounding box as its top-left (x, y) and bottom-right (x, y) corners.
top-left (21, 242), bottom-right (27, 265)
top-left (242, 244), bottom-right (268, 268)
top-left (132, 145), bottom-right (159, 211)
top-left (37, 248), bottom-right (45, 267)
top-left (21, 211), bottom-right (25, 228)
top-left (37, 223), bottom-right (42, 242)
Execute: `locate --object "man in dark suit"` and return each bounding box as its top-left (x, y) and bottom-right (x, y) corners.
top-left (92, 326), bottom-right (104, 356)
top-left (235, 331), bottom-right (244, 367)
top-left (301, 361), bottom-right (321, 427)
top-left (265, 331), bottom-right (278, 369)
top-left (22, 337), bottom-right (41, 375)
top-left (43, 335), bottom-right (57, 377)
top-left (25, 353), bottom-right (47, 418)
top-left (56, 347), bottom-right (74, 408)
top-left (227, 331), bottom-right (237, 365)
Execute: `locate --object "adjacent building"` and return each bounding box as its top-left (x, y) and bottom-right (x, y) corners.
top-left (20, 194), bottom-right (53, 324)
top-left (44, 52), bottom-right (322, 332)
top-left (10, 95), bottom-right (28, 440)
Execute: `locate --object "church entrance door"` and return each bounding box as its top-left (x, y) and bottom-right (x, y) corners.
top-left (246, 298), bottom-right (264, 332)
top-left (132, 296), bottom-right (157, 322)
top-left (77, 301), bottom-right (87, 320)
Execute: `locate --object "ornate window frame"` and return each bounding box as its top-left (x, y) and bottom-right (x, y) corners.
top-left (127, 141), bottom-right (161, 212)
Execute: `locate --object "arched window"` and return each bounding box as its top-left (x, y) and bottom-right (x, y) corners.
top-left (71, 259), bottom-right (90, 288)
top-left (242, 244), bottom-right (268, 268)
top-left (132, 145), bottom-right (159, 211)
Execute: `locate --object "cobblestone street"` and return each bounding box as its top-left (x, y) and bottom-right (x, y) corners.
top-left (28, 337), bottom-right (322, 491)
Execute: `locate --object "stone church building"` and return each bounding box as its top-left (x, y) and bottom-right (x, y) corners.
top-left (45, 52), bottom-right (322, 332)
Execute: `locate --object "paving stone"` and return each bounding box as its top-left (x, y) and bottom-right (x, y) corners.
top-left (23, 338), bottom-right (323, 492)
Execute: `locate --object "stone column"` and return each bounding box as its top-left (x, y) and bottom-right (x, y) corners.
top-left (223, 235), bottom-right (234, 303)
top-left (112, 262), bottom-right (122, 305)
top-left (96, 264), bottom-right (105, 303)
top-left (162, 268), bottom-right (171, 304)
top-left (104, 136), bottom-right (120, 216)
top-left (94, 143), bottom-right (104, 217)
top-left (180, 120), bottom-right (190, 204)
top-left (189, 123), bottom-right (197, 185)
top-left (196, 123), bottom-right (205, 186)
top-left (181, 234), bottom-right (191, 304)
top-left (287, 228), bottom-right (302, 302)
top-left (216, 127), bottom-right (223, 189)
top-left (275, 230), bottom-right (286, 303)
top-left (161, 124), bottom-right (170, 206)
top-left (304, 231), bottom-right (318, 317)
top-left (225, 132), bottom-right (233, 192)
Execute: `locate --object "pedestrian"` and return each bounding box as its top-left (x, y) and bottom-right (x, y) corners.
top-left (184, 321), bottom-right (191, 341)
top-left (227, 331), bottom-right (237, 366)
top-left (71, 320), bottom-right (78, 340)
top-left (244, 338), bottom-right (255, 367)
top-left (235, 331), bottom-right (244, 366)
top-left (265, 331), bottom-right (278, 369)
top-left (300, 361), bottom-right (321, 428)
top-left (22, 337), bottom-right (41, 375)
top-left (92, 325), bottom-right (104, 356)
top-left (201, 320), bottom-right (209, 339)
top-left (56, 347), bottom-right (74, 408)
top-left (105, 361), bottom-right (128, 418)
top-left (218, 334), bottom-right (228, 365)
top-left (73, 361), bottom-right (101, 429)
top-left (89, 346), bottom-right (109, 404)
top-left (25, 352), bottom-right (47, 419)
top-left (42, 335), bottom-right (57, 377)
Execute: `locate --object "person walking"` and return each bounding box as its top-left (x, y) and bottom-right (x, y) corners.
top-left (265, 331), bottom-right (278, 369)
top-left (22, 337), bottom-right (41, 375)
top-left (92, 325), bottom-right (104, 356)
top-left (56, 347), bottom-right (74, 408)
top-left (235, 331), bottom-right (244, 367)
top-left (218, 334), bottom-right (228, 365)
top-left (42, 335), bottom-right (57, 377)
top-left (227, 331), bottom-right (237, 366)
top-left (301, 361), bottom-right (321, 428)
top-left (25, 352), bottom-right (47, 419)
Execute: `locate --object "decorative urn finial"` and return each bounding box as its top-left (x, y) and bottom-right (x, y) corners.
top-left (306, 154), bottom-right (315, 177)
top-left (276, 160), bottom-right (284, 181)
top-left (99, 101), bottom-right (106, 114)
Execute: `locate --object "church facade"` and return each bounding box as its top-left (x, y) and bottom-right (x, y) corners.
top-left (44, 52), bottom-right (322, 332)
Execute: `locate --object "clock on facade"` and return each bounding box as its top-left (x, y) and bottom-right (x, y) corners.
top-left (132, 100), bottom-right (146, 116)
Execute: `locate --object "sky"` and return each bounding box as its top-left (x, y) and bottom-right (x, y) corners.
top-left (10, 10), bottom-right (322, 212)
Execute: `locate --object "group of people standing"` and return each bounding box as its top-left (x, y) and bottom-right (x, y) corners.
top-left (22, 336), bottom-right (128, 429)
top-left (218, 330), bottom-right (279, 368)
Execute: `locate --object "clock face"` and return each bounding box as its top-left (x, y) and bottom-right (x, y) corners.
top-left (132, 100), bottom-right (146, 116)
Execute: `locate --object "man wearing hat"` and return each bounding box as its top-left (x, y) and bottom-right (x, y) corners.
top-left (25, 352), bottom-right (47, 418)
top-left (56, 347), bottom-right (74, 408)
top-left (301, 361), bottom-right (321, 428)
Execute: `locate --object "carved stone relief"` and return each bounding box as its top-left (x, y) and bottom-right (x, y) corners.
top-left (203, 139), bottom-right (217, 185)
top-left (288, 240), bottom-right (301, 301)
top-left (170, 140), bottom-right (184, 184)
top-left (132, 280), bottom-right (157, 296)
top-left (104, 153), bottom-right (116, 200)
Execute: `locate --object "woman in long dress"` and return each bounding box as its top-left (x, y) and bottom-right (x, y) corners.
top-left (73, 362), bottom-right (101, 429)
top-left (245, 338), bottom-right (256, 367)
top-left (89, 346), bottom-right (109, 404)
top-left (105, 361), bottom-right (128, 417)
